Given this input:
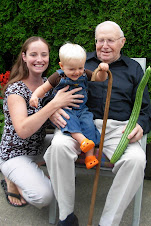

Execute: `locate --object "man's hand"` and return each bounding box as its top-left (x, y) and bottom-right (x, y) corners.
top-left (122, 123), bottom-right (143, 143)
top-left (98, 62), bottom-right (109, 71)
top-left (95, 63), bottom-right (109, 82)
top-left (49, 108), bottom-right (70, 129)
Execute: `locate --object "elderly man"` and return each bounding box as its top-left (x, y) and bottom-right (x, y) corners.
top-left (44, 21), bottom-right (151, 226)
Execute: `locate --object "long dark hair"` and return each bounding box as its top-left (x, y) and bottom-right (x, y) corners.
top-left (3, 36), bottom-right (50, 93)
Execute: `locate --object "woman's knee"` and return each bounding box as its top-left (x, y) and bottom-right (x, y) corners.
top-left (24, 184), bottom-right (54, 209)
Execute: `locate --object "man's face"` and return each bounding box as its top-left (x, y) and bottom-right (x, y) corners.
top-left (95, 24), bottom-right (126, 64)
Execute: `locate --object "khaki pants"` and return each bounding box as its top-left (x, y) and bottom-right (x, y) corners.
top-left (44, 119), bottom-right (146, 225)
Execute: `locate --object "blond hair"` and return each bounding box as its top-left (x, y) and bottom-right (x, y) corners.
top-left (59, 42), bottom-right (86, 64)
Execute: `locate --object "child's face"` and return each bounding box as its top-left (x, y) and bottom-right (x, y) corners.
top-left (59, 59), bottom-right (85, 81)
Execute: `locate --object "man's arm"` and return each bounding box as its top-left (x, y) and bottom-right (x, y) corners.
top-left (126, 64), bottom-right (151, 142)
top-left (134, 64), bottom-right (151, 135)
top-left (49, 109), bottom-right (70, 129)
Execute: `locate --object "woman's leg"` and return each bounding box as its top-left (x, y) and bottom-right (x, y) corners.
top-left (1, 155), bottom-right (54, 209)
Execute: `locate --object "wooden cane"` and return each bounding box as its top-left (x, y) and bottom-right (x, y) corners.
top-left (87, 67), bottom-right (113, 226)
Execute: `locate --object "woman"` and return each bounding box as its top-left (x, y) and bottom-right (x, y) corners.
top-left (0, 36), bottom-right (83, 208)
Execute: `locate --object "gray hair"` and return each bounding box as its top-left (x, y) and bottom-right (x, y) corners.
top-left (95, 21), bottom-right (124, 38)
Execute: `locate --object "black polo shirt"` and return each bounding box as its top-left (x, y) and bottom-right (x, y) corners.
top-left (85, 51), bottom-right (151, 134)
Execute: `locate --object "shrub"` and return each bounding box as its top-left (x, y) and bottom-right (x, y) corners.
top-left (0, 0), bottom-right (151, 74)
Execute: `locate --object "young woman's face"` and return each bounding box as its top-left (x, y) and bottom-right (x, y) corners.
top-left (22, 40), bottom-right (49, 76)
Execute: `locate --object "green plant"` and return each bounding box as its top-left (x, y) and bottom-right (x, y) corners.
top-left (147, 131), bottom-right (151, 144)
top-left (0, 0), bottom-right (151, 74)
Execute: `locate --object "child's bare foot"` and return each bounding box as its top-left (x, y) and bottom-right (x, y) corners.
top-left (2, 178), bottom-right (27, 206)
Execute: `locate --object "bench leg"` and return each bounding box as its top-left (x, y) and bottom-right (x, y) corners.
top-left (49, 193), bottom-right (57, 224)
top-left (132, 183), bottom-right (143, 226)
top-left (132, 135), bottom-right (146, 226)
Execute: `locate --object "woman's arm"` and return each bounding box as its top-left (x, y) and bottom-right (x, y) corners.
top-left (8, 86), bottom-right (84, 139)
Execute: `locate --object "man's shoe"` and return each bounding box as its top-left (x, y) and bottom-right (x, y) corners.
top-left (57, 213), bottom-right (79, 226)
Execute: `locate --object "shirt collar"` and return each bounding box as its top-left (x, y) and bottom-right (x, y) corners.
top-left (86, 51), bottom-right (98, 61)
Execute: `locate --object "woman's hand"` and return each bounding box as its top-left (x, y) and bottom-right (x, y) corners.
top-left (49, 109), bottom-right (69, 129)
top-left (52, 85), bottom-right (84, 109)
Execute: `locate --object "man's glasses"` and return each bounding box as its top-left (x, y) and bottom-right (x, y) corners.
top-left (95, 37), bottom-right (124, 45)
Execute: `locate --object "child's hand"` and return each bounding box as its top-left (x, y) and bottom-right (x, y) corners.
top-left (30, 95), bottom-right (39, 108)
top-left (99, 63), bottom-right (109, 71)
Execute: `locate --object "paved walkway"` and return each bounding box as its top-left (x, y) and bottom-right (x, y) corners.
top-left (0, 167), bottom-right (151, 226)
